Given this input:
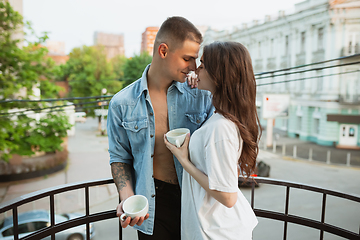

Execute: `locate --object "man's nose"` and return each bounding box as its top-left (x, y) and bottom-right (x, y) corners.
top-left (189, 59), bottom-right (196, 71)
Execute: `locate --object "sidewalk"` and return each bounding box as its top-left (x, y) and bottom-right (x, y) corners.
top-left (259, 129), bottom-right (360, 167)
top-left (0, 117), bottom-right (116, 212)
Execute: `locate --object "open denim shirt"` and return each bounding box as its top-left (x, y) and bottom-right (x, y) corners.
top-left (107, 64), bottom-right (214, 235)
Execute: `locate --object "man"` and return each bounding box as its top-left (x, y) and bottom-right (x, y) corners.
top-left (107, 16), bottom-right (214, 239)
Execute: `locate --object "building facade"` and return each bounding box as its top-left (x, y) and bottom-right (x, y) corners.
top-left (94, 31), bottom-right (125, 59)
top-left (141, 27), bottom-right (159, 55)
top-left (202, 0), bottom-right (360, 148)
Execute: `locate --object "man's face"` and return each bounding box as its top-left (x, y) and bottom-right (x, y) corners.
top-left (165, 40), bottom-right (200, 83)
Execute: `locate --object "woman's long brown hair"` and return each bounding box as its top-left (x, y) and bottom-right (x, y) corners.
top-left (203, 41), bottom-right (262, 178)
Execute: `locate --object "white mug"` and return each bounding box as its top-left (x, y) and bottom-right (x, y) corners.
top-left (165, 128), bottom-right (190, 148)
top-left (120, 195), bottom-right (149, 221)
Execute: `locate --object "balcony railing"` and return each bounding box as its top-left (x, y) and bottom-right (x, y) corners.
top-left (1, 177), bottom-right (359, 240)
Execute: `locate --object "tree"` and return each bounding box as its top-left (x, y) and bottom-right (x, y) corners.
top-left (0, 2), bottom-right (71, 162)
top-left (122, 52), bottom-right (152, 87)
top-left (62, 45), bottom-right (122, 98)
top-left (111, 54), bottom-right (127, 81)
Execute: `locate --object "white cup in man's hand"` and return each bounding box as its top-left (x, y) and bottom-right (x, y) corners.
top-left (120, 195), bottom-right (149, 221)
top-left (165, 128), bottom-right (190, 148)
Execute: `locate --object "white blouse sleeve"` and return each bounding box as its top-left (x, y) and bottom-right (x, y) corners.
top-left (204, 139), bottom-right (240, 193)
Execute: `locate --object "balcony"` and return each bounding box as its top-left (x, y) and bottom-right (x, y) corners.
top-left (312, 49), bottom-right (325, 63)
top-left (295, 52), bottom-right (306, 66)
top-left (341, 46), bottom-right (360, 57)
top-left (266, 57), bottom-right (276, 70)
top-left (339, 94), bottom-right (360, 104)
top-left (254, 59), bottom-right (264, 73)
top-left (280, 55), bottom-right (290, 69)
top-left (1, 177), bottom-right (359, 240)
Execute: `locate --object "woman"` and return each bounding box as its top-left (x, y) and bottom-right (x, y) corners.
top-left (164, 41), bottom-right (261, 239)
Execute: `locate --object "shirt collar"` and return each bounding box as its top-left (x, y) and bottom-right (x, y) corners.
top-left (137, 64), bottom-right (185, 98)
top-left (137, 64), bottom-right (151, 99)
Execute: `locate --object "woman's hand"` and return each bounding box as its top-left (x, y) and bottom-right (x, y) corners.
top-left (187, 71), bottom-right (198, 88)
top-left (164, 133), bottom-right (191, 166)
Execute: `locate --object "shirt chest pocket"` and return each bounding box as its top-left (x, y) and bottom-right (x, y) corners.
top-left (122, 118), bottom-right (148, 152)
top-left (185, 113), bottom-right (207, 128)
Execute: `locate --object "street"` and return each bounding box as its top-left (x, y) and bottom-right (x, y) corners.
top-left (1, 117), bottom-right (359, 240)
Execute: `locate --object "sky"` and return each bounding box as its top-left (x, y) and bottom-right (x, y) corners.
top-left (23, 0), bottom-right (304, 57)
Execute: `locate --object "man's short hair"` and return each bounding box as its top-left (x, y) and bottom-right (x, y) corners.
top-left (154, 16), bottom-right (202, 53)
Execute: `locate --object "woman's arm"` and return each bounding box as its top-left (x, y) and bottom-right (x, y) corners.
top-left (164, 134), bottom-right (237, 208)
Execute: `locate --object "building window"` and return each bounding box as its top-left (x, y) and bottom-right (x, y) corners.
top-left (314, 118), bottom-right (320, 135)
top-left (297, 116), bottom-right (302, 131)
top-left (348, 32), bottom-right (360, 55)
top-left (299, 72), bottom-right (305, 92)
top-left (301, 31), bottom-right (306, 53)
top-left (316, 70), bottom-right (323, 92)
top-left (349, 127), bottom-right (355, 137)
top-left (285, 35), bottom-right (289, 55)
top-left (270, 38), bottom-right (274, 57)
top-left (258, 42), bottom-right (261, 58)
top-left (318, 28), bottom-right (324, 50)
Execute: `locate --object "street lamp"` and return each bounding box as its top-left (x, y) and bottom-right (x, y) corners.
top-left (101, 88), bottom-right (107, 135)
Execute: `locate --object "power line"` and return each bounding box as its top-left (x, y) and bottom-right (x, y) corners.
top-left (254, 53), bottom-right (360, 77)
top-left (257, 69), bottom-right (360, 87)
top-left (0, 99), bottom-right (110, 117)
top-left (0, 95), bottom-right (113, 104)
top-left (255, 61), bottom-right (360, 80)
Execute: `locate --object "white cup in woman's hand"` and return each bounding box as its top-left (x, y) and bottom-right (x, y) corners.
top-left (165, 128), bottom-right (190, 148)
top-left (120, 195), bottom-right (149, 221)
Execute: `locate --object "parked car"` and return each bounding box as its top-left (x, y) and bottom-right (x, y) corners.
top-left (75, 112), bottom-right (87, 123)
top-left (0, 210), bottom-right (94, 240)
top-left (238, 160), bottom-right (270, 188)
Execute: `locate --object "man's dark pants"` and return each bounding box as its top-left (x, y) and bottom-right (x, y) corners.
top-left (138, 178), bottom-right (181, 240)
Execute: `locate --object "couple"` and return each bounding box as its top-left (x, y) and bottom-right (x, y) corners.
top-left (107, 16), bottom-right (261, 240)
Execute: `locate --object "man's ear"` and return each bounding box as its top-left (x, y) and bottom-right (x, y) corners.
top-left (158, 43), bottom-right (169, 59)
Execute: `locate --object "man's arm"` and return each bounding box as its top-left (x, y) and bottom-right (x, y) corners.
top-left (111, 162), bottom-right (149, 227)
top-left (111, 162), bottom-right (134, 201)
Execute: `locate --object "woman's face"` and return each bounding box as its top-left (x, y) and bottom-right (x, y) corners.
top-left (195, 55), bottom-right (216, 94)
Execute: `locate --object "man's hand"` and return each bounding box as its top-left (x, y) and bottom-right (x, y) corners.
top-left (116, 200), bottom-right (150, 228)
top-left (187, 71), bottom-right (198, 88)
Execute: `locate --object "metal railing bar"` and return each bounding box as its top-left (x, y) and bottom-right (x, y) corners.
top-left (119, 195), bottom-right (122, 240)
top-left (0, 178), bottom-right (114, 213)
top-left (254, 209), bottom-right (359, 239)
top-left (13, 207), bottom-right (18, 240)
top-left (85, 186), bottom-right (90, 240)
top-left (20, 210), bottom-right (117, 240)
top-left (320, 193), bottom-right (327, 240)
top-left (50, 194), bottom-right (55, 240)
top-left (252, 177), bottom-right (360, 203)
top-left (251, 181), bottom-right (255, 209)
top-left (283, 186), bottom-right (290, 240)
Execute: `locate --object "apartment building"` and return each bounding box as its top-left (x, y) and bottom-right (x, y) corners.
top-left (94, 31), bottom-right (125, 59)
top-left (202, 0), bottom-right (360, 148)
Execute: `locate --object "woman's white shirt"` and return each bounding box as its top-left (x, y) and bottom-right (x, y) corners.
top-left (181, 113), bottom-right (258, 240)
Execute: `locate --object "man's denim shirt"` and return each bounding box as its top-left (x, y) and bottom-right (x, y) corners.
top-left (107, 64), bottom-right (214, 235)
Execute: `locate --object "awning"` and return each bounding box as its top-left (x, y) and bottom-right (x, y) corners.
top-left (327, 114), bottom-right (360, 124)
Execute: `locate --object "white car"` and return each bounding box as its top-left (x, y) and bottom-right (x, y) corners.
top-left (0, 210), bottom-right (94, 240)
top-left (75, 112), bottom-right (87, 123)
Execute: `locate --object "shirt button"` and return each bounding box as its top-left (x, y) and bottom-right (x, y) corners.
top-left (151, 154), bottom-right (154, 158)
top-left (150, 112), bottom-right (153, 116)
top-left (151, 194), bottom-right (155, 198)
top-left (196, 119), bottom-right (200, 123)
top-left (135, 126), bottom-right (138, 130)
top-left (155, 186), bottom-right (158, 189)
top-left (150, 134), bottom-right (154, 138)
